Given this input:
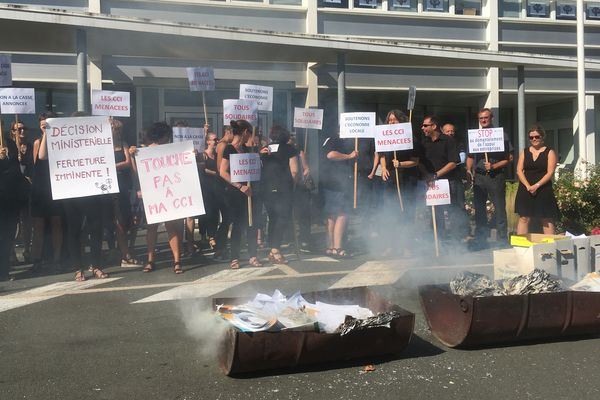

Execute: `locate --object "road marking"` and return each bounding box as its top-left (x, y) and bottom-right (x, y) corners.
top-left (0, 278), bottom-right (122, 313)
top-left (277, 264), bottom-right (301, 276)
top-left (304, 256), bottom-right (339, 262)
top-left (132, 267), bottom-right (279, 304)
top-left (328, 261), bottom-right (407, 289)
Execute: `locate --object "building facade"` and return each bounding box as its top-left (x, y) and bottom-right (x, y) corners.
top-left (1, 0), bottom-right (599, 170)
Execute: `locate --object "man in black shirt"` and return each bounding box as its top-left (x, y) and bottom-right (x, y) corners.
top-left (466, 108), bottom-right (514, 249)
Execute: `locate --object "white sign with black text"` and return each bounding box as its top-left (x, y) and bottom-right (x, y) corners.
top-left (339, 112), bottom-right (376, 139)
top-left (186, 67), bottom-right (215, 92)
top-left (172, 127), bottom-right (205, 153)
top-left (239, 84), bottom-right (273, 112)
top-left (0, 88), bottom-right (36, 114)
top-left (0, 54), bottom-right (11, 87)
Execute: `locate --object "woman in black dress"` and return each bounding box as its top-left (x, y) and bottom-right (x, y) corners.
top-left (515, 125), bottom-right (560, 235)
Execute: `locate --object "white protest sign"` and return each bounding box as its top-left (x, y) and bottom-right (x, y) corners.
top-left (46, 116), bottom-right (118, 200)
top-left (223, 99), bottom-right (259, 127)
top-left (172, 127), bottom-right (205, 153)
top-left (339, 112), bottom-right (376, 138)
top-left (0, 54), bottom-right (11, 87)
top-left (186, 67), bottom-right (215, 92)
top-left (374, 123), bottom-right (414, 153)
top-left (425, 179), bottom-right (451, 206)
top-left (230, 153), bottom-right (261, 183)
top-left (239, 84), bottom-right (273, 112)
top-left (468, 127), bottom-right (506, 153)
top-left (0, 88), bottom-right (35, 114)
top-left (91, 90), bottom-right (130, 117)
top-left (293, 107), bottom-right (324, 130)
top-left (136, 141), bottom-right (205, 225)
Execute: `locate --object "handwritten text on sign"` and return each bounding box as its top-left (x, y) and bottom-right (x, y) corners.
top-left (339, 112), bottom-right (376, 139)
top-left (293, 107), bottom-right (323, 130)
top-left (425, 179), bottom-right (451, 206)
top-left (230, 153), bottom-right (261, 183)
top-left (468, 127), bottom-right (506, 154)
top-left (136, 141), bottom-right (205, 224)
top-left (172, 127), bottom-right (205, 153)
top-left (374, 123), bottom-right (414, 153)
top-left (239, 84), bottom-right (273, 112)
top-left (91, 90), bottom-right (130, 117)
top-left (186, 67), bottom-right (215, 92)
top-left (0, 88), bottom-right (35, 114)
top-left (223, 99), bottom-right (258, 127)
top-left (46, 116), bottom-right (118, 200)
top-left (0, 54), bottom-right (11, 87)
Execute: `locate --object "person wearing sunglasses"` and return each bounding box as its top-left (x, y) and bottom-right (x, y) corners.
top-left (514, 125), bottom-right (559, 235)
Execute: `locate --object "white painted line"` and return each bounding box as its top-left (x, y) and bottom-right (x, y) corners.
top-left (0, 278), bottom-right (122, 313)
top-left (132, 267), bottom-right (278, 304)
top-left (328, 261), bottom-right (406, 289)
top-left (304, 256), bottom-right (339, 262)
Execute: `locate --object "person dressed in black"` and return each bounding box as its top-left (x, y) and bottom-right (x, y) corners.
top-left (219, 119), bottom-right (263, 269)
top-left (466, 108), bottom-right (514, 249)
top-left (321, 132), bottom-right (357, 258)
top-left (419, 115), bottom-right (466, 242)
top-left (260, 125), bottom-right (299, 264)
top-left (379, 110), bottom-right (420, 257)
top-left (515, 125), bottom-right (560, 234)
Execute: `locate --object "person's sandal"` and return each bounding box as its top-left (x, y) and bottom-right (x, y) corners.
top-left (230, 259), bottom-right (240, 270)
top-left (326, 248), bottom-right (335, 256)
top-left (91, 267), bottom-right (109, 279)
top-left (248, 257), bottom-right (263, 267)
top-left (208, 237), bottom-right (217, 250)
top-left (121, 256), bottom-right (141, 268)
top-left (173, 262), bottom-right (184, 274)
top-left (143, 261), bottom-right (154, 273)
top-left (333, 248), bottom-right (350, 259)
top-left (75, 270), bottom-right (86, 282)
top-left (268, 251), bottom-right (287, 265)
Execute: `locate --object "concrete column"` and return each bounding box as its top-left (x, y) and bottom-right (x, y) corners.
top-left (88, 0), bottom-right (101, 13)
top-left (76, 29), bottom-right (88, 113)
top-left (585, 94), bottom-right (596, 164)
top-left (89, 55), bottom-right (102, 97)
top-left (517, 65), bottom-right (526, 155)
top-left (484, 0), bottom-right (500, 122)
top-left (576, 0), bottom-right (587, 165)
top-left (337, 53), bottom-right (345, 116)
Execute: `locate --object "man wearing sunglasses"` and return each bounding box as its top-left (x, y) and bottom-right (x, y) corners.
top-left (466, 108), bottom-right (514, 250)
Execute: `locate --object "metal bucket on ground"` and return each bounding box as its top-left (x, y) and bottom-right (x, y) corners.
top-left (419, 284), bottom-right (600, 348)
top-left (214, 287), bottom-right (415, 376)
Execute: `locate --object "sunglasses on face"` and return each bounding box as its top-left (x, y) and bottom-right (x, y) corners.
top-left (421, 124), bottom-right (433, 127)
top-left (12, 128), bottom-right (25, 132)
top-left (529, 135), bottom-right (541, 140)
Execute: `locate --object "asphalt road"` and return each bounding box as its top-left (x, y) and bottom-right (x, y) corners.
top-left (2, 240), bottom-right (600, 400)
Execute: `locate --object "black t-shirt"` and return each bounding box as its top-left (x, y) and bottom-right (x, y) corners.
top-left (261, 141), bottom-right (297, 194)
top-left (381, 134), bottom-right (422, 179)
top-left (421, 133), bottom-right (460, 180)
top-left (468, 130), bottom-right (513, 172)
top-left (222, 144), bottom-right (250, 183)
top-left (357, 138), bottom-right (375, 174)
top-left (322, 136), bottom-right (353, 192)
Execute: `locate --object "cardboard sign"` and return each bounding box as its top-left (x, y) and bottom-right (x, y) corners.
top-left (136, 141), bottom-right (205, 224)
top-left (468, 127), bottom-right (506, 153)
top-left (46, 116), bottom-right (119, 200)
top-left (239, 84), bottom-right (273, 111)
top-left (223, 99), bottom-right (258, 127)
top-left (374, 123), bottom-right (414, 153)
top-left (425, 179), bottom-right (451, 206)
top-left (0, 54), bottom-right (11, 87)
top-left (293, 107), bottom-right (324, 130)
top-left (229, 153), bottom-right (261, 183)
top-left (186, 67), bottom-right (215, 91)
top-left (0, 88), bottom-right (35, 114)
top-left (91, 90), bottom-right (131, 117)
top-left (172, 127), bottom-right (205, 153)
top-left (339, 112), bottom-right (376, 139)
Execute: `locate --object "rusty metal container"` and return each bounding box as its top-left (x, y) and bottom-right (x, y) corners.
top-left (419, 284), bottom-right (600, 348)
top-left (214, 287), bottom-right (415, 376)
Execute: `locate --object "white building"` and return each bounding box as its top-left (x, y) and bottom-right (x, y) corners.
top-left (1, 0), bottom-right (599, 169)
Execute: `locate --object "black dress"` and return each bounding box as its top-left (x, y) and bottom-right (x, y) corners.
top-left (515, 147), bottom-right (559, 219)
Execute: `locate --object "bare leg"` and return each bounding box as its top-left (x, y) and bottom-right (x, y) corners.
top-left (115, 222), bottom-right (130, 259)
top-left (333, 214), bottom-right (347, 250)
top-left (327, 217), bottom-right (335, 250)
top-left (541, 218), bottom-right (555, 235)
top-left (165, 220), bottom-right (181, 263)
top-left (146, 224), bottom-right (158, 263)
top-left (185, 217), bottom-right (195, 253)
top-left (516, 216), bottom-right (530, 235)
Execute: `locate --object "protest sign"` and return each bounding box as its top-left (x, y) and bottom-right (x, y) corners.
top-left (186, 67), bottom-right (215, 92)
top-left (374, 123), bottom-right (413, 153)
top-left (230, 153), bottom-right (261, 183)
top-left (0, 54), bottom-right (11, 87)
top-left (339, 112), bottom-right (376, 139)
top-left (172, 127), bottom-right (205, 152)
top-left (293, 107), bottom-right (323, 130)
top-left (91, 90), bottom-right (131, 117)
top-left (0, 88), bottom-right (35, 114)
top-left (425, 179), bottom-right (451, 206)
top-left (468, 127), bottom-right (506, 154)
top-left (136, 141), bottom-right (205, 225)
top-left (223, 99), bottom-right (258, 127)
top-left (46, 116), bottom-right (118, 200)
top-left (239, 84), bottom-right (273, 112)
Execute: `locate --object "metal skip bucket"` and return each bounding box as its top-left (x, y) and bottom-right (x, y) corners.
top-left (418, 284), bottom-right (600, 348)
top-left (214, 287), bottom-right (415, 376)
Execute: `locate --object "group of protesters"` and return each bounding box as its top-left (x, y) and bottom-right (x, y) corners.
top-left (0, 106), bottom-right (560, 281)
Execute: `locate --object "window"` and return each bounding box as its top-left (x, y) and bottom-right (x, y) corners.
top-left (501, 0), bottom-right (521, 18)
top-left (354, 0), bottom-right (381, 9)
top-left (270, 0), bottom-right (302, 4)
top-left (556, 1), bottom-right (576, 19)
top-left (424, 0), bottom-right (448, 12)
top-left (319, 0), bottom-right (349, 8)
top-left (456, 0), bottom-right (481, 15)
top-left (527, 0), bottom-right (549, 17)
top-left (587, 2), bottom-right (600, 19)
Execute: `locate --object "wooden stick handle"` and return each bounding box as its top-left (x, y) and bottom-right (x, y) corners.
top-left (393, 151), bottom-right (404, 211)
top-left (247, 182), bottom-right (253, 227)
top-left (353, 138), bottom-right (358, 209)
top-left (304, 127), bottom-right (308, 154)
top-left (432, 205), bottom-right (440, 257)
top-left (485, 152), bottom-right (489, 163)
top-left (202, 91), bottom-right (208, 126)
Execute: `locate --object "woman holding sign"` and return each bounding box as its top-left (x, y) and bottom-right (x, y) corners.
top-left (514, 125), bottom-right (560, 234)
top-left (219, 119), bottom-right (262, 269)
